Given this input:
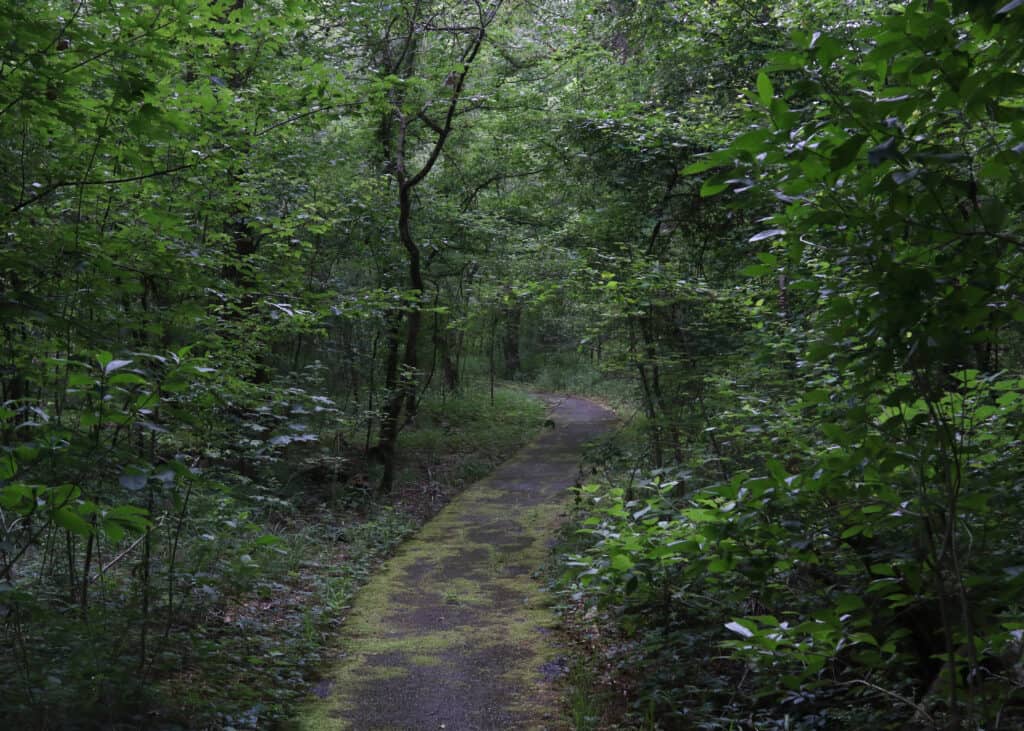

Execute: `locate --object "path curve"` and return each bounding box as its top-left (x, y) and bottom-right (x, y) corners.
top-left (296, 395), bottom-right (616, 730)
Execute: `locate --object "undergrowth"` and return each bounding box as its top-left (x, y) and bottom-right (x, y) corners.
top-left (1, 385), bottom-right (545, 730)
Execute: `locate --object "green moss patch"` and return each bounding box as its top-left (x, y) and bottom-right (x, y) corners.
top-left (292, 396), bottom-right (616, 730)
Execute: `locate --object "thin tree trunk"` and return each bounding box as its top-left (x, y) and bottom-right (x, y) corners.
top-left (630, 318), bottom-right (663, 469)
top-left (489, 312), bottom-right (496, 406)
top-left (399, 180), bottom-right (424, 425)
top-left (374, 7), bottom-right (499, 491)
top-left (376, 312), bottom-right (404, 491)
top-left (365, 330), bottom-right (380, 453)
top-left (503, 300), bottom-right (522, 378)
top-left (80, 522), bottom-right (95, 620)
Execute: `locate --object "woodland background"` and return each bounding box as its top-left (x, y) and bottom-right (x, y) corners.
top-left (2, 0), bottom-right (1024, 728)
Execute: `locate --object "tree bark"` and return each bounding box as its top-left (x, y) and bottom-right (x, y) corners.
top-left (503, 299), bottom-right (521, 378)
top-left (375, 311), bottom-right (403, 490)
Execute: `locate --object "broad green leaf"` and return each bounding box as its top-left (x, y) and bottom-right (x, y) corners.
top-left (108, 373), bottom-right (148, 386)
top-left (53, 507), bottom-right (92, 537)
top-left (682, 158), bottom-right (722, 175)
top-left (700, 174), bottom-right (731, 197)
top-left (756, 71), bottom-right (773, 106)
top-left (0, 453), bottom-right (16, 480)
top-left (611, 553), bottom-right (634, 571)
top-left (0, 483), bottom-right (34, 510)
top-left (708, 557), bottom-right (731, 573)
top-left (830, 134), bottom-right (866, 171)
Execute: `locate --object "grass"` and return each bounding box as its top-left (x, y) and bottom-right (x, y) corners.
top-left (566, 661), bottom-right (605, 731)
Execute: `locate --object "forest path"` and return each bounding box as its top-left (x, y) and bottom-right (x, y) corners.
top-left (295, 395), bottom-right (616, 730)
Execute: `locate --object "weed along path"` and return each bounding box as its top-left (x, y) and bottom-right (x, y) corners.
top-left (295, 395), bottom-right (616, 730)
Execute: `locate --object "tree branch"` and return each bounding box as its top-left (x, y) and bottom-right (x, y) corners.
top-left (11, 163), bottom-right (197, 214)
top-left (405, 3), bottom-right (501, 190)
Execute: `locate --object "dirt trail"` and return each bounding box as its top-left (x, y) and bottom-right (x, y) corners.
top-left (295, 395), bottom-right (616, 730)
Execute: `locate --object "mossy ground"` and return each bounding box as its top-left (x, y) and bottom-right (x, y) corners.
top-left (292, 395), bottom-right (615, 730)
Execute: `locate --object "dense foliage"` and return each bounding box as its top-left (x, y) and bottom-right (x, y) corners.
top-left (2, 0), bottom-right (1023, 728)
top-left (557, 1), bottom-right (1024, 729)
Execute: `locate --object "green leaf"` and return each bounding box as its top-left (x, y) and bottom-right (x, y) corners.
top-left (766, 52), bottom-right (806, 72)
top-left (830, 135), bottom-right (866, 171)
top-left (749, 229), bottom-right (786, 243)
top-left (812, 35), bottom-right (843, 66)
top-left (769, 98), bottom-right (795, 129)
top-left (708, 557), bottom-right (731, 573)
top-left (108, 372), bottom-right (148, 386)
top-left (836, 594), bottom-right (865, 613)
top-left (101, 520), bottom-right (126, 543)
top-left (611, 553), bottom-right (634, 571)
top-left (849, 631), bottom-right (879, 647)
top-left (14, 446), bottom-right (38, 462)
top-left (700, 174), bottom-right (731, 197)
top-left (253, 534), bottom-right (284, 546)
top-left (68, 372), bottom-right (96, 388)
top-left (53, 507), bottom-right (92, 537)
top-left (682, 158), bottom-right (722, 175)
top-left (0, 483), bottom-right (34, 511)
top-left (0, 453), bottom-right (16, 480)
top-left (756, 71), bottom-right (774, 106)
top-left (841, 524), bottom-right (864, 539)
top-left (740, 264), bottom-right (774, 277)
top-left (800, 389), bottom-right (830, 406)
top-left (105, 504), bottom-right (151, 533)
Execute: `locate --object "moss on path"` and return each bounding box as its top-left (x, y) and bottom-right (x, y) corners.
top-left (293, 396), bottom-right (616, 730)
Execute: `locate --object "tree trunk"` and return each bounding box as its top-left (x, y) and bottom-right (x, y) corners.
top-left (438, 316), bottom-right (459, 393)
top-left (503, 301), bottom-right (522, 378)
top-left (631, 318), bottom-right (663, 469)
top-left (372, 5), bottom-right (498, 491)
top-left (375, 311), bottom-right (404, 491)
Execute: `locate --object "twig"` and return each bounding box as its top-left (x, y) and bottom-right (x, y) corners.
top-left (89, 530), bottom-right (150, 584)
top-left (838, 679), bottom-right (936, 726)
top-left (11, 164), bottom-right (196, 213)
top-left (255, 102), bottom-right (364, 137)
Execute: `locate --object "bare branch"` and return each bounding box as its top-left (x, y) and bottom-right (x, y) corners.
top-left (417, 110), bottom-right (445, 136)
top-left (11, 163), bottom-right (197, 214)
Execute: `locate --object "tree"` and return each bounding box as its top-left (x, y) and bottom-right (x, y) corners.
top-left (354, 0), bottom-right (505, 491)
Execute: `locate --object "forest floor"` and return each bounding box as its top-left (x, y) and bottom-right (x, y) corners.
top-left (291, 395), bottom-right (616, 730)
